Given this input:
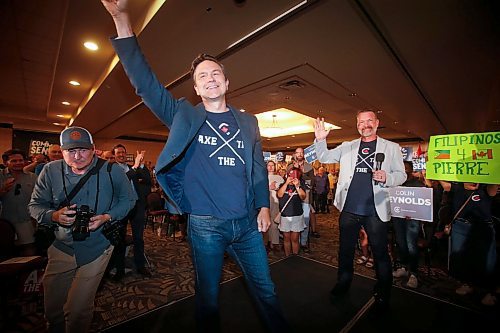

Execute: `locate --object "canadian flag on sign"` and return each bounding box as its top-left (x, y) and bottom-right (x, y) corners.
top-left (416, 144), bottom-right (423, 157)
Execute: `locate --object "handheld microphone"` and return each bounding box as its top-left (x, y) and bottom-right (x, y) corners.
top-left (374, 153), bottom-right (385, 185)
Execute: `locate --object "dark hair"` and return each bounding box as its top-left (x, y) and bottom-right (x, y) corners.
top-left (190, 53), bottom-right (226, 80)
top-left (112, 144), bottom-right (126, 154)
top-left (356, 110), bottom-right (377, 118)
top-left (2, 149), bottom-right (26, 163)
top-left (403, 160), bottom-right (413, 171)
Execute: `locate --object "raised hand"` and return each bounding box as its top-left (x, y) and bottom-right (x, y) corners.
top-left (101, 0), bottom-right (127, 17)
top-left (314, 117), bottom-right (331, 141)
top-left (133, 150), bottom-right (145, 168)
top-left (101, 0), bottom-right (133, 37)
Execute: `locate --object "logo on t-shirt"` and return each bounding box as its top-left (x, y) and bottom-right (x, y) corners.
top-left (356, 148), bottom-right (375, 174)
top-left (218, 122), bottom-right (231, 136)
top-left (197, 119), bottom-right (245, 167)
top-left (471, 194), bottom-right (481, 202)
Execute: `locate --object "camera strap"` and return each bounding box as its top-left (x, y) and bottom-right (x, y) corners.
top-left (61, 158), bottom-right (107, 209)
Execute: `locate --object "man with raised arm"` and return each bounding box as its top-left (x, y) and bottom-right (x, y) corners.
top-left (101, 1), bottom-right (289, 331)
top-left (314, 111), bottom-right (406, 313)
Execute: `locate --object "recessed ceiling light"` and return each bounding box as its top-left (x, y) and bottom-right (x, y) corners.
top-left (377, 110), bottom-right (383, 114)
top-left (286, 146), bottom-right (290, 149)
top-left (69, 81), bottom-right (80, 86)
top-left (61, 101), bottom-right (70, 106)
top-left (240, 109), bottom-right (245, 112)
top-left (52, 122), bottom-right (64, 126)
top-left (266, 138), bottom-right (271, 141)
top-left (83, 41), bottom-right (99, 51)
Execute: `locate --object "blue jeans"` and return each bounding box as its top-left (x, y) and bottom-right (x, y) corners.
top-left (337, 212), bottom-right (393, 298)
top-left (188, 214), bottom-right (289, 333)
top-left (392, 217), bottom-right (420, 275)
top-left (450, 218), bottom-right (496, 288)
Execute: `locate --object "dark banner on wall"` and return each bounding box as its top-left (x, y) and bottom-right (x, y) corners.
top-left (12, 130), bottom-right (60, 156)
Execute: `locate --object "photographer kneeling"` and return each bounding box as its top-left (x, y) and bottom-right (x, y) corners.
top-left (29, 127), bottom-right (136, 333)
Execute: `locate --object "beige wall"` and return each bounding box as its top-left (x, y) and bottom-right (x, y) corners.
top-left (0, 127), bottom-right (13, 157)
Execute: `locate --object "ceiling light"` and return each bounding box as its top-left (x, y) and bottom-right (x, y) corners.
top-left (52, 122), bottom-right (64, 126)
top-left (56, 114), bottom-right (70, 118)
top-left (69, 80), bottom-right (80, 86)
top-left (256, 108), bottom-right (340, 138)
top-left (84, 41), bottom-right (99, 51)
top-left (261, 114), bottom-right (283, 138)
top-left (61, 101), bottom-right (70, 106)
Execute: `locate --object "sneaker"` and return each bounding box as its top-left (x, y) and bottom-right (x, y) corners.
top-left (392, 267), bottom-right (408, 278)
top-left (365, 258), bottom-right (374, 268)
top-left (406, 274), bottom-right (418, 289)
top-left (356, 255), bottom-right (368, 265)
top-left (111, 270), bottom-right (125, 282)
top-left (455, 284), bottom-right (473, 295)
top-left (481, 293), bottom-right (497, 306)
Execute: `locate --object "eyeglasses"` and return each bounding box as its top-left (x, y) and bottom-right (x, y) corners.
top-left (66, 148), bottom-right (91, 156)
top-left (14, 183), bottom-right (21, 196)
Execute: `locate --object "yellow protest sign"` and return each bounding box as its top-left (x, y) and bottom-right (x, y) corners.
top-left (426, 132), bottom-right (500, 184)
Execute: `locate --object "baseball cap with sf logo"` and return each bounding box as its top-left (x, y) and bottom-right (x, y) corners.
top-left (60, 126), bottom-right (94, 150)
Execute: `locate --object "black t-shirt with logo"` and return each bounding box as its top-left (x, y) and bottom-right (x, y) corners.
top-left (181, 111), bottom-right (247, 219)
top-left (451, 183), bottom-right (493, 222)
top-left (343, 140), bottom-right (377, 216)
top-left (278, 180), bottom-right (306, 217)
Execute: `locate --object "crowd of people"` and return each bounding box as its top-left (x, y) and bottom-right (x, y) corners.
top-left (2, 115), bottom-right (498, 332)
top-left (1, 120), bottom-right (499, 331)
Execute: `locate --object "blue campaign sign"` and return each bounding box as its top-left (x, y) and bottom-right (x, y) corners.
top-left (401, 147), bottom-right (413, 161)
top-left (389, 186), bottom-right (433, 222)
top-left (413, 156), bottom-right (426, 171)
top-left (263, 151), bottom-right (271, 162)
top-left (304, 144), bottom-right (317, 164)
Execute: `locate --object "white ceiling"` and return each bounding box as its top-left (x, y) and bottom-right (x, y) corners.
top-left (1, 0), bottom-right (499, 151)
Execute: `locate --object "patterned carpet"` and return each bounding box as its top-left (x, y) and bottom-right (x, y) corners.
top-left (3, 207), bottom-right (498, 332)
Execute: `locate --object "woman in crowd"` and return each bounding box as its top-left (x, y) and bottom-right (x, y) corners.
top-left (439, 180), bottom-right (498, 306)
top-left (276, 167), bottom-right (306, 256)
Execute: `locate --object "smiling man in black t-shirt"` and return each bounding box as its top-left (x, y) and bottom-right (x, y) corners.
top-left (314, 110), bottom-right (406, 313)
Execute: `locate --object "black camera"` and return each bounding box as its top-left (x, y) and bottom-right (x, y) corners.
top-left (71, 205), bottom-right (94, 241)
